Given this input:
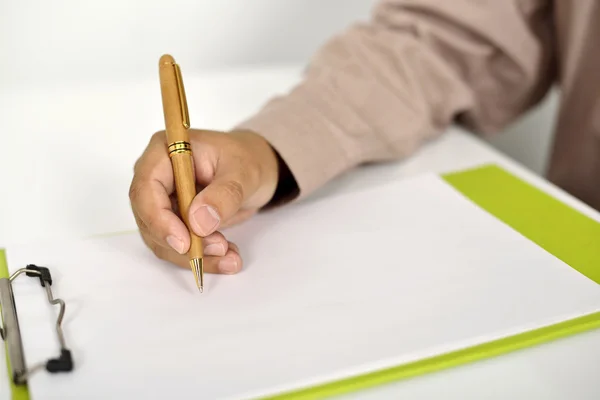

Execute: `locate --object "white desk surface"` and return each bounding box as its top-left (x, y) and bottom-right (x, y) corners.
top-left (1, 66), bottom-right (599, 399)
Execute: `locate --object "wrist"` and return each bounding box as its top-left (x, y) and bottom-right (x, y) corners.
top-left (230, 130), bottom-right (280, 204)
top-left (267, 146), bottom-right (300, 209)
top-left (231, 130), bottom-right (298, 209)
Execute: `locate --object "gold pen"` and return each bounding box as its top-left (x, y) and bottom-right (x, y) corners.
top-left (158, 54), bottom-right (204, 292)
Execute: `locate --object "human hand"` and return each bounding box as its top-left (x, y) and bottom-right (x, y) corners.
top-left (129, 129), bottom-right (279, 274)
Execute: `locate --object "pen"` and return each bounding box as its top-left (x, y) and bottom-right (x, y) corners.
top-left (158, 54), bottom-right (204, 292)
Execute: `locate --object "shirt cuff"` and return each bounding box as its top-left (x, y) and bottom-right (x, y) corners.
top-left (234, 85), bottom-right (362, 201)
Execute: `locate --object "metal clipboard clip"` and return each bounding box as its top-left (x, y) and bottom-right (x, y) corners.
top-left (0, 264), bottom-right (73, 385)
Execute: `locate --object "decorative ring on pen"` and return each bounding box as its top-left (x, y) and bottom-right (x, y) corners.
top-left (168, 141), bottom-right (192, 156)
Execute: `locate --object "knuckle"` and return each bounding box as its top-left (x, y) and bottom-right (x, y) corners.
top-left (149, 241), bottom-right (166, 260)
top-left (221, 180), bottom-right (244, 204)
top-left (134, 131), bottom-right (165, 174)
top-left (133, 153), bottom-right (146, 175)
top-left (245, 160), bottom-right (262, 188)
top-left (211, 231), bottom-right (227, 246)
top-left (222, 135), bottom-right (247, 159)
top-left (229, 142), bottom-right (261, 188)
top-left (128, 181), bottom-right (141, 202)
top-left (226, 135), bottom-right (245, 151)
top-left (228, 241), bottom-right (240, 254)
top-left (219, 147), bottom-right (261, 193)
top-left (132, 155), bottom-right (142, 173)
top-left (140, 233), bottom-right (164, 260)
top-left (213, 230), bottom-right (227, 242)
top-left (133, 214), bottom-right (145, 230)
top-left (151, 130), bottom-right (166, 143)
top-left (144, 213), bottom-right (162, 236)
top-left (205, 230), bottom-right (225, 243)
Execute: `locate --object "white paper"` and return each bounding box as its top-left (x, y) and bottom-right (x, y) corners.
top-left (3, 174), bottom-right (600, 400)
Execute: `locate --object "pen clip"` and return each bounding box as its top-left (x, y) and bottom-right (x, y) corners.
top-left (173, 63), bottom-right (190, 129)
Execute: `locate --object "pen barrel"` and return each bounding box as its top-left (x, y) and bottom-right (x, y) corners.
top-left (158, 57), bottom-right (189, 144)
top-left (158, 55), bottom-right (202, 261)
top-left (170, 152), bottom-right (204, 260)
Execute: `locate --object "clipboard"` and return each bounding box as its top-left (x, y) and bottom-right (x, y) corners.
top-left (2, 164), bottom-right (599, 400)
top-left (266, 164), bottom-right (600, 399)
top-left (0, 261), bottom-right (74, 400)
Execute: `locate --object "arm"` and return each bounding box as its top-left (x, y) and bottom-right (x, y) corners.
top-left (238, 0), bottom-right (555, 202)
top-left (129, 0), bottom-right (555, 273)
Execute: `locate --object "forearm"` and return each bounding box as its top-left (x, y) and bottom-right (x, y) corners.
top-left (237, 0), bottom-right (554, 203)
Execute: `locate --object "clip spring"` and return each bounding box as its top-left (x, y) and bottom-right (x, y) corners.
top-left (0, 264), bottom-right (73, 385)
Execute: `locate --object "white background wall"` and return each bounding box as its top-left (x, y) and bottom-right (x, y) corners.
top-left (0, 0), bottom-right (557, 175)
top-left (0, 0), bottom-right (376, 86)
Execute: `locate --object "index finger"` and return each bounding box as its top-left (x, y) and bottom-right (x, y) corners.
top-left (130, 132), bottom-right (190, 253)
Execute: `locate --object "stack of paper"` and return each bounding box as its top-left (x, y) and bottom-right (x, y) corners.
top-left (2, 171), bottom-right (600, 400)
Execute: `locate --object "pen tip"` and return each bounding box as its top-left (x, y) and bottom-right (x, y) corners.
top-left (190, 258), bottom-right (204, 294)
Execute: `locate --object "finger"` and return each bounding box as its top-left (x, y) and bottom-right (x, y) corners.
top-left (188, 172), bottom-right (258, 236)
top-left (202, 231), bottom-right (229, 257)
top-left (140, 226), bottom-right (229, 258)
top-left (215, 242), bottom-right (243, 274)
top-left (143, 230), bottom-right (243, 275)
top-left (133, 131), bottom-right (174, 193)
top-left (130, 176), bottom-right (191, 254)
top-left (228, 241), bottom-right (240, 254)
top-left (130, 132), bottom-right (191, 253)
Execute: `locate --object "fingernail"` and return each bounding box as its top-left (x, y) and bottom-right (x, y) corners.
top-left (218, 258), bottom-right (239, 274)
top-left (166, 235), bottom-right (185, 254)
top-left (191, 206), bottom-right (220, 236)
top-left (204, 243), bottom-right (225, 256)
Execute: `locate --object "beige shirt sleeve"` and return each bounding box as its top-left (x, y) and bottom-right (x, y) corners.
top-left (236, 0), bottom-right (555, 199)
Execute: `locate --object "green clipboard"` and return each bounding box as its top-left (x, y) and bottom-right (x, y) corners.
top-left (2, 163), bottom-right (600, 400)
top-left (1, 254), bottom-right (29, 400)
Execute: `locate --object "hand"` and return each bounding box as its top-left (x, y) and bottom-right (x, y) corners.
top-left (129, 129), bottom-right (279, 274)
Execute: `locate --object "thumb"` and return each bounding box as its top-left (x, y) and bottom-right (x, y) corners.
top-left (188, 174), bottom-right (249, 237)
